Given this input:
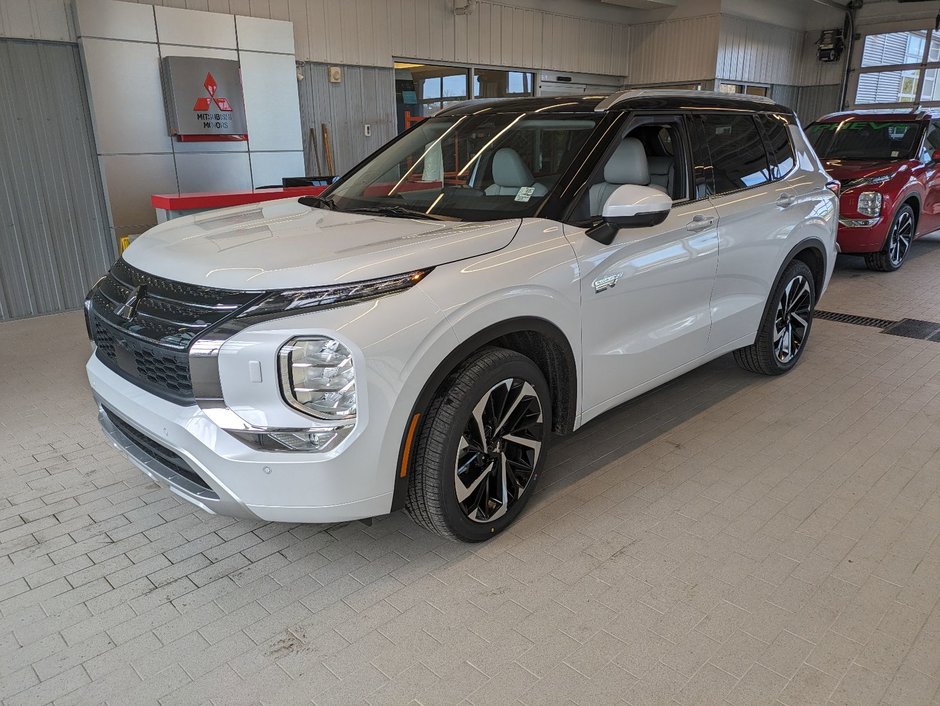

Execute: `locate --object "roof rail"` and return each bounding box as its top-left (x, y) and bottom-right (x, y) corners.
top-left (595, 88), bottom-right (776, 112)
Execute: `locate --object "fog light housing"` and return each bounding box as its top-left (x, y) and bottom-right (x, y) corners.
top-left (279, 336), bottom-right (357, 420)
top-left (228, 425), bottom-right (352, 452)
top-left (857, 191), bottom-right (882, 217)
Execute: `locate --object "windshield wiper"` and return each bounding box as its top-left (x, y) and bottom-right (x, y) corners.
top-left (344, 205), bottom-right (457, 221)
top-left (298, 195), bottom-right (337, 210)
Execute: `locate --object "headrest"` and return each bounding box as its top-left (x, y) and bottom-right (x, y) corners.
top-left (603, 137), bottom-right (650, 186)
top-left (491, 148), bottom-right (535, 188)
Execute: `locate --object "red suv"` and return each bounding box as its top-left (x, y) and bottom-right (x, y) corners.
top-left (806, 109), bottom-right (940, 271)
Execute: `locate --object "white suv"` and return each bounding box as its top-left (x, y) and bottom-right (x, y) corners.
top-left (86, 90), bottom-right (838, 541)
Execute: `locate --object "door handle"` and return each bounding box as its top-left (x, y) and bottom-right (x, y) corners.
top-left (685, 215), bottom-right (715, 232)
top-left (776, 193), bottom-right (795, 208)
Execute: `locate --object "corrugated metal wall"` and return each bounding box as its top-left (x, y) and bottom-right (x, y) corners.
top-left (0, 39), bottom-right (114, 321)
top-left (716, 15), bottom-right (803, 86)
top-left (627, 14), bottom-right (721, 85)
top-left (0, 0), bottom-right (633, 77)
top-left (297, 62), bottom-right (396, 175)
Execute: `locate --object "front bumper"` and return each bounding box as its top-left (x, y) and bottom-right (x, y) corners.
top-left (87, 354), bottom-right (394, 523)
top-left (836, 215), bottom-right (890, 254)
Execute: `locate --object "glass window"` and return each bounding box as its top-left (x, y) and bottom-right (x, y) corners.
top-left (394, 63), bottom-right (470, 130)
top-left (855, 69), bottom-right (921, 104)
top-left (920, 121), bottom-right (940, 161)
top-left (757, 114), bottom-right (795, 179)
top-left (920, 68), bottom-right (940, 102)
top-left (699, 115), bottom-right (771, 194)
top-left (861, 31), bottom-right (927, 68)
top-left (473, 69), bottom-right (535, 98)
top-left (326, 113), bottom-right (599, 221)
top-left (805, 120), bottom-right (922, 160)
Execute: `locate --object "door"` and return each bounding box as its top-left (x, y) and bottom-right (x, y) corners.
top-left (695, 112), bottom-right (807, 350)
top-left (564, 114), bottom-right (720, 416)
top-left (918, 120), bottom-right (940, 233)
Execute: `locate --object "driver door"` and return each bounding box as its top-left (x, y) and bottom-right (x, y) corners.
top-left (564, 114), bottom-right (720, 419)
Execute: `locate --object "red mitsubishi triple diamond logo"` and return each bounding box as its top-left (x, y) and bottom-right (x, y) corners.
top-left (193, 73), bottom-right (232, 112)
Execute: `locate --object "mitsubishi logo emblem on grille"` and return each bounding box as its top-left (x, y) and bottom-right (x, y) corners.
top-left (115, 285), bottom-right (144, 321)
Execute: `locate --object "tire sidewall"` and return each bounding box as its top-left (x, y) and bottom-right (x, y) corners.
top-left (765, 260), bottom-right (816, 373)
top-left (881, 204), bottom-right (915, 271)
top-left (433, 354), bottom-right (552, 542)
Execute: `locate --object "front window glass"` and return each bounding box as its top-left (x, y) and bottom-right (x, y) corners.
top-left (806, 121), bottom-right (922, 160)
top-left (326, 113), bottom-right (599, 221)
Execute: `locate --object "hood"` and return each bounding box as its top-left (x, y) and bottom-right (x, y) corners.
top-left (124, 198), bottom-right (521, 290)
top-left (822, 158), bottom-right (909, 184)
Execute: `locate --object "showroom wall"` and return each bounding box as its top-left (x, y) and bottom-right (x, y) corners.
top-left (297, 62), bottom-right (396, 175)
top-left (75, 0), bottom-right (304, 241)
top-left (0, 39), bottom-right (114, 320)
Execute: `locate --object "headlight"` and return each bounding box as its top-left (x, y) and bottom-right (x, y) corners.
top-left (857, 191), bottom-right (882, 217)
top-left (279, 337), bottom-right (357, 419)
top-left (844, 174), bottom-right (891, 190)
top-left (238, 269), bottom-right (432, 320)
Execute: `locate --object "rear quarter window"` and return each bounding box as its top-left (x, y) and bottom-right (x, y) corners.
top-left (757, 113), bottom-right (796, 179)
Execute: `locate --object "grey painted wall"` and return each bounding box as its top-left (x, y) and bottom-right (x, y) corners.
top-left (0, 39), bottom-right (113, 321)
top-left (795, 84), bottom-right (842, 124)
top-left (297, 63), bottom-right (396, 176)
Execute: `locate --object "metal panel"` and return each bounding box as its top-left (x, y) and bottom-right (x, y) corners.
top-left (0, 39), bottom-right (113, 320)
top-left (629, 14), bottom-right (721, 85)
top-left (0, 0), bottom-right (73, 41)
top-left (154, 5), bottom-right (237, 49)
top-left (100, 153), bottom-right (178, 232)
top-left (81, 38), bottom-right (173, 154)
top-left (74, 0), bottom-right (156, 42)
top-left (249, 150), bottom-right (305, 186)
top-left (297, 62), bottom-right (395, 175)
top-left (795, 84), bottom-right (842, 123)
top-left (717, 15), bottom-right (804, 86)
top-left (239, 50), bottom-right (303, 152)
top-left (235, 14), bottom-right (293, 54)
top-left (176, 152), bottom-right (252, 192)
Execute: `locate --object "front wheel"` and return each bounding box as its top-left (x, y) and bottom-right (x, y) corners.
top-left (405, 348), bottom-right (551, 542)
top-left (734, 259), bottom-right (816, 376)
top-left (865, 204), bottom-right (915, 272)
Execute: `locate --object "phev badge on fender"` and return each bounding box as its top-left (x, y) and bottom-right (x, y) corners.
top-left (593, 273), bottom-right (622, 293)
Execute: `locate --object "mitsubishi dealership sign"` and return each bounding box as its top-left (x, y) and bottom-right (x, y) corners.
top-left (162, 56), bottom-right (248, 141)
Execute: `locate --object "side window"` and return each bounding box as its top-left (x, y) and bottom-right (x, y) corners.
top-left (699, 114), bottom-right (772, 195)
top-left (920, 121), bottom-right (940, 162)
top-left (572, 117), bottom-right (691, 221)
top-left (757, 113), bottom-right (796, 180)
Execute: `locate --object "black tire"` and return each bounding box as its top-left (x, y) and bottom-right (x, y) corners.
top-left (405, 348), bottom-right (551, 542)
top-left (864, 204), bottom-right (915, 272)
top-left (734, 259), bottom-right (816, 376)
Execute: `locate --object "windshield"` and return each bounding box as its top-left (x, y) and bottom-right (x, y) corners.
top-left (806, 120), bottom-right (923, 160)
top-left (323, 113), bottom-right (600, 221)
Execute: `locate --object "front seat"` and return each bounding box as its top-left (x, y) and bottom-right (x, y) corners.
top-left (484, 148), bottom-right (548, 197)
top-left (589, 137), bottom-right (668, 215)
top-left (647, 156), bottom-right (675, 198)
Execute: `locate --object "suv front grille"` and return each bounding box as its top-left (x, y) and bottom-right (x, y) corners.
top-left (86, 260), bottom-right (261, 404)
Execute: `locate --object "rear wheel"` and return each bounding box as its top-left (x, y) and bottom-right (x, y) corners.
top-left (406, 348), bottom-right (551, 542)
top-left (734, 259), bottom-right (816, 376)
top-left (865, 204), bottom-right (915, 272)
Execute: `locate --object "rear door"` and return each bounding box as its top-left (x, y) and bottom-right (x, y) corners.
top-left (694, 111), bottom-right (806, 350)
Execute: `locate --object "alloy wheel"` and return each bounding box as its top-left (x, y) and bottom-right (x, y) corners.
top-left (773, 274), bottom-right (813, 364)
top-left (454, 378), bottom-right (543, 523)
top-left (888, 210), bottom-right (914, 267)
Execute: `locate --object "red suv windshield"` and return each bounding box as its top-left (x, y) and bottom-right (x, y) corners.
top-left (806, 120), bottom-right (923, 160)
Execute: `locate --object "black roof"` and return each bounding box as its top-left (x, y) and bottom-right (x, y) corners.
top-left (436, 90), bottom-right (794, 117)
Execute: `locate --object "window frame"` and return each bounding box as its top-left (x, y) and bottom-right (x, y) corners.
top-left (851, 28), bottom-right (940, 108)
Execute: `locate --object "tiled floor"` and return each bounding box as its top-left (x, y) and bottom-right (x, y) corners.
top-left (2, 236), bottom-right (940, 705)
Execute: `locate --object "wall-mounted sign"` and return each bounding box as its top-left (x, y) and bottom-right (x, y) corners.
top-left (162, 56), bottom-right (248, 142)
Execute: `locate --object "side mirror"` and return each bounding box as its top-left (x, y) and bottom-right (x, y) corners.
top-left (587, 184), bottom-right (673, 244)
top-left (931, 148), bottom-right (940, 164)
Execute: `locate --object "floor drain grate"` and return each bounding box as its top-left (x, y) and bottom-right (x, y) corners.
top-left (815, 310), bottom-right (897, 328)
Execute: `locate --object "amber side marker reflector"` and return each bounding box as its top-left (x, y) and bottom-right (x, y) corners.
top-left (400, 413), bottom-right (421, 478)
